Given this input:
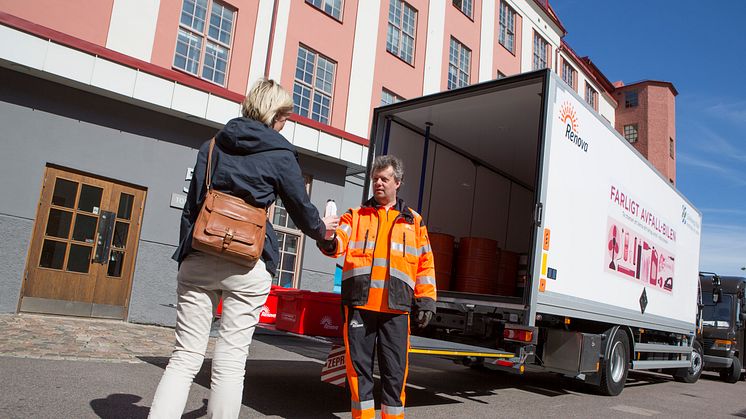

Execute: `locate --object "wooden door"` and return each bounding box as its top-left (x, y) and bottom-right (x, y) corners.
top-left (20, 166), bottom-right (146, 319)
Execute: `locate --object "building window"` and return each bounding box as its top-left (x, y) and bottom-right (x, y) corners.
top-left (174, 0), bottom-right (235, 86)
top-left (561, 58), bottom-right (577, 91)
top-left (293, 45), bottom-right (336, 124)
top-left (498, 1), bottom-right (516, 53)
top-left (532, 32), bottom-right (549, 70)
top-left (625, 90), bottom-right (639, 108)
top-left (387, 0), bottom-right (417, 64)
top-left (585, 82), bottom-right (598, 111)
top-left (381, 88), bottom-right (405, 106)
top-left (270, 176), bottom-right (312, 288)
top-left (453, 0), bottom-right (473, 18)
top-left (623, 124), bottom-right (638, 143)
top-left (448, 37), bottom-right (471, 90)
top-left (306, 0), bottom-right (343, 20)
top-left (670, 137), bottom-right (675, 158)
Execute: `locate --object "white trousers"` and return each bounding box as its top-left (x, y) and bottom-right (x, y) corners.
top-left (149, 251), bottom-right (271, 419)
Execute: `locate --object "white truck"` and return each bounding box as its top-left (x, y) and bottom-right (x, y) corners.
top-left (359, 69), bottom-right (703, 395)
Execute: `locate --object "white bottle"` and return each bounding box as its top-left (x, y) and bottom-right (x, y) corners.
top-left (324, 199), bottom-right (337, 217)
top-left (324, 199), bottom-right (337, 240)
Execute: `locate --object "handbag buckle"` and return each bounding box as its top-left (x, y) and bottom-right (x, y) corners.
top-left (223, 230), bottom-right (234, 248)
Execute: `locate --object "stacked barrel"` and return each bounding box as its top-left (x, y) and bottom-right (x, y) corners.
top-left (429, 232), bottom-right (455, 291)
top-left (454, 237), bottom-right (499, 294)
top-left (428, 233), bottom-right (522, 296)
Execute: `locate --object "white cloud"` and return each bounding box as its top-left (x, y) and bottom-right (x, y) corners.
top-left (678, 152), bottom-right (746, 186)
top-left (705, 100), bottom-right (746, 125)
top-left (699, 223), bottom-right (746, 276)
top-left (690, 124), bottom-right (746, 162)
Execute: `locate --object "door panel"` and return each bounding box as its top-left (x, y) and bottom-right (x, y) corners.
top-left (21, 166), bottom-right (145, 319)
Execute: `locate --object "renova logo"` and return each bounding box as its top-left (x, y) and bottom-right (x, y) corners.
top-left (321, 315), bottom-right (339, 330)
top-left (681, 204), bottom-right (701, 234)
top-left (559, 101), bottom-right (589, 152)
top-left (260, 305), bottom-right (276, 319)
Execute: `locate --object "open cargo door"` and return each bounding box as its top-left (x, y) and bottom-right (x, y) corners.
top-left (367, 71), bottom-right (550, 319)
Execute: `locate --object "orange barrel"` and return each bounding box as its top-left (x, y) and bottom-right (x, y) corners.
top-left (429, 233), bottom-right (455, 291)
top-left (496, 249), bottom-right (518, 296)
top-left (454, 237), bottom-right (499, 294)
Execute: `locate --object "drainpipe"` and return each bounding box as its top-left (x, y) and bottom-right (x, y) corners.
top-left (264, 0), bottom-right (280, 78)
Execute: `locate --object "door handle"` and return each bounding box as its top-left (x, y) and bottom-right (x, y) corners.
top-left (93, 210), bottom-right (116, 264)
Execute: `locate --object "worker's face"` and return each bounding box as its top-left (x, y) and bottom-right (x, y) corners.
top-left (372, 166), bottom-right (400, 206)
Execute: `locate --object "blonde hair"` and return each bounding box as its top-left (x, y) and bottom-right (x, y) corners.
top-left (242, 78), bottom-right (294, 126)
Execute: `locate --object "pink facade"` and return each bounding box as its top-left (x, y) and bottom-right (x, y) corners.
top-left (280, 1), bottom-right (359, 129)
top-left (0, 0), bottom-right (114, 46)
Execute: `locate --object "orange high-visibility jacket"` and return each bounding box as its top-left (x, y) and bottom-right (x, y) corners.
top-left (320, 197), bottom-right (436, 313)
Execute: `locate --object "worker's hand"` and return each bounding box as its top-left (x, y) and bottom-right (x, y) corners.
top-left (416, 310), bottom-right (433, 329)
top-left (322, 215), bottom-right (339, 240)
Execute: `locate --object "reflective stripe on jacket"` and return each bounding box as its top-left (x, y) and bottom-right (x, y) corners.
top-left (321, 197), bottom-right (436, 313)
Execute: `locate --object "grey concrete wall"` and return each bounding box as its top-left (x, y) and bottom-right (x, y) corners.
top-left (296, 155), bottom-right (347, 292)
top-left (0, 214), bottom-right (32, 313)
top-left (0, 68), bottom-right (213, 322)
top-left (127, 240), bottom-right (179, 326)
top-left (0, 67), bottom-right (354, 321)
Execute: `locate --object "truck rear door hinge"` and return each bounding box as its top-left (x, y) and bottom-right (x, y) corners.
top-left (534, 203), bottom-right (543, 226)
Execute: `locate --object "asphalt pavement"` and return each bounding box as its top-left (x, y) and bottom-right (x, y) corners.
top-left (1, 313), bottom-right (745, 418)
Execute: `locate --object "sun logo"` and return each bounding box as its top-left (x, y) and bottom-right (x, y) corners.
top-left (559, 102), bottom-right (579, 134)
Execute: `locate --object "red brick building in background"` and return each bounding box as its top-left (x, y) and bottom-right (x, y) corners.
top-left (614, 80), bottom-right (678, 185)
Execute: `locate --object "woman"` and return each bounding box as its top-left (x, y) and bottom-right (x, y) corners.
top-left (149, 79), bottom-right (338, 418)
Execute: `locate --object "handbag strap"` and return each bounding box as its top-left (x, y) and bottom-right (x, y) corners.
top-left (204, 137), bottom-right (269, 214)
top-left (205, 138), bottom-right (216, 191)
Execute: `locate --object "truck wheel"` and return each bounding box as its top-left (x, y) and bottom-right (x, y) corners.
top-left (673, 340), bottom-right (703, 383)
top-left (719, 356), bottom-right (742, 383)
top-left (599, 329), bottom-right (629, 396)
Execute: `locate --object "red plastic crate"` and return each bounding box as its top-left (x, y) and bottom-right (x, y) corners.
top-left (302, 291), bottom-right (343, 337)
top-left (276, 290), bottom-right (343, 337)
top-left (216, 285), bottom-right (288, 324)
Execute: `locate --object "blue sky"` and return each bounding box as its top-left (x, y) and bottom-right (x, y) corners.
top-left (552, 0), bottom-right (746, 276)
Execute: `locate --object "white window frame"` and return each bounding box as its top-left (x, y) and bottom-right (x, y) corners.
top-left (270, 175), bottom-right (312, 288)
top-left (293, 45), bottom-right (336, 124)
top-left (585, 82), bottom-right (598, 111)
top-left (532, 31), bottom-right (549, 71)
top-left (498, 1), bottom-right (516, 53)
top-left (386, 0), bottom-right (417, 65)
top-left (623, 124), bottom-right (638, 143)
top-left (448, 37), bottom-right (471, 90)
top-left (305, 0), bottom-right (343, 21)
top-left (381, 88), bottom-right (405, 106)
top-left (453, 0), bottom-right (473, 18)
top-left (561, 58), bottom-right (577, 91)
top-left (174, 0), bottom-right (235, 86)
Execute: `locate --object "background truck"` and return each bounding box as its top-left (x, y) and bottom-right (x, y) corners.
top-left (700, 273), bottom-right (746, 383)
top-left (363, 69), bottom-right (703, 395)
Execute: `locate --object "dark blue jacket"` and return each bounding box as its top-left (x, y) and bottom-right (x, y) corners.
top-left (173, 117), bottom-right (326, 275)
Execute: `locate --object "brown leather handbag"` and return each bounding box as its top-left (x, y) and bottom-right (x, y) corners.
top-left (191, 139), bottom-right (267, 267)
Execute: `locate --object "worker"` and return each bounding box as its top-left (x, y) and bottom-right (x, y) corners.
top-left (318, 155), bottom-right (437, 419)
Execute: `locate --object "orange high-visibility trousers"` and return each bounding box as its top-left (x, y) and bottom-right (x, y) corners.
top-left (343, 307), bottom-right (409, 419)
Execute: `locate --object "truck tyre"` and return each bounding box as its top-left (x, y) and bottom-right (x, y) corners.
top-left (599, 329), bottom-right (629, 396)
top-left (673, 340), bottom-right (703, 383)
top-left (719, 356), bottom-right (742, 383)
